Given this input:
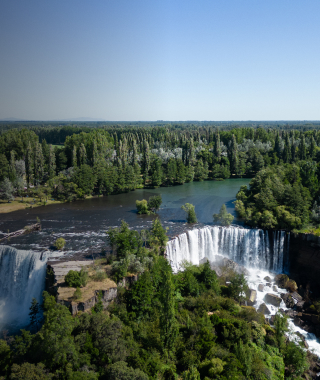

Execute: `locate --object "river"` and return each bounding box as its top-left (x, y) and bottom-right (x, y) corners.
top-left (0, 179), bottom-right (250, 260)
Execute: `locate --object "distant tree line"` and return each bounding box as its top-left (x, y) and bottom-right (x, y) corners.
top-left (1, 125), bottom-right (320, 230)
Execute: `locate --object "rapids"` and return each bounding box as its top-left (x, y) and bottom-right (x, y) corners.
top-left (166, 225), bottom-right (320, 357)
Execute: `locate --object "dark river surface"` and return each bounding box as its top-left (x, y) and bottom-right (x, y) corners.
top-left (0, 179), bottom-right (250, 261)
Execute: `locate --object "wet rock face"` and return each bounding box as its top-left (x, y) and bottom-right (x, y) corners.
top-left (258, 303), bottom-right (271, 315)
top-left (264, 276), bottom-right (272, 282)
top-left (264, 293), bottom-right (282, 307)
top-left (281, 293), bottom-right (295, 308)
top-left (258, 284), bottom-right (264, 292)
top-left (274, 274), bottom-right (289, 289)
top-left (247, 289), bottom-right (257, 306)
top-left (272, 285), bottom-right (278, 292)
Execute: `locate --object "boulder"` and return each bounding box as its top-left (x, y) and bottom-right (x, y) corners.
top-left (264, 276), bottom-right (272, 282)
top-left (247, 289), bottom-right (257, 306)
top-left (293, 316), bottom-right (304, 328)
top-left (264, 293), bottom-right (282, 307)
top-left (266, 282), bottom-right (272, 287)
top-left (286, 279), bottom-right (298, 292)
top-left (281, 293), bottom-right (295, 308)
top-left (291, 291), bottom-right (303, 302)
top-left (258, 284), bottom-right (264, 292)
top-left (258, 303), bottom-right (271, 315)
top-left (274, 274), bottom-right (289, 289)
top-left (295, 301), bottom-right (305, 312)
top-left (272, 285), bottom-right (278, 292)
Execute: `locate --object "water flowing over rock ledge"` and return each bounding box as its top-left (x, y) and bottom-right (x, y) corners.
top-left (166, 225), bottom-right (320, 357)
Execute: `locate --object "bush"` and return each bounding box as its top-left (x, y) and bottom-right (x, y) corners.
top-left (147, 195), bottom-right (162, 213)
top-left (136, 199), bottom-right (149, 214)
top-left (65, 267), bottom-right (88, 288)
top-left (92, 269), bottom-right (107, 282)
top-left (213, 204), bottom-right (234, 226)
top-left (181, 203), bottom-right (197, 223)
top-left (73, 287), bottom-right (82, 300)
top-left (54, 237), bottom-right (66, 250)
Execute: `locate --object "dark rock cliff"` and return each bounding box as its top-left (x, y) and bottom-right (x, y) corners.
top-left (288, 232), bottom-right (320, 296)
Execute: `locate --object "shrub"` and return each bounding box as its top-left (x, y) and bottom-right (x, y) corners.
top-left (136, 199), bottom-right (149, 214)
top-left (54, 237), bottom-right (66, 250)
top-left (213, 204), bottom-right (234, 226)
top-left (73, 287), bottom-right (82, 300)
top-left (92, 269), bottom-right (107, 282)
top-left (147, 195), bottom-right (162, 213)
top-left (181, 203), bottom-right (197, 223)
top-left (65, 267), bottom-right (88, 288)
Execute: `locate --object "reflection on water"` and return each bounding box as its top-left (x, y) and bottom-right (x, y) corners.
top-left (0, 179), bottom-right (250, 260)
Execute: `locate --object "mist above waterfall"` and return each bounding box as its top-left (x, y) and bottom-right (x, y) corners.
top-left (166, 226), bottom-right (290, 273)
top-left (0, 246), bottom-right (48, 332)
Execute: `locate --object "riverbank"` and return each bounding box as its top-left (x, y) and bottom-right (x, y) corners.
top-left (0, 198), bottom-right (62, 214)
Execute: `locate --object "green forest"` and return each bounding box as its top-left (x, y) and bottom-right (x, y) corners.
top-left (0, 221), bottom-right (315, 379)
top-left (1, 123), bottom-right (320, 232)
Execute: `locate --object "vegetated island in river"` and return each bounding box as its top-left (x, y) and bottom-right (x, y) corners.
top-left (0, 122), bottom-right (320, 235)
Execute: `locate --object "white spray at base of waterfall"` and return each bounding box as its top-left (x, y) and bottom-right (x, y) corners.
top-left (166, 225), bottom-right (320, 357)
top-left (0, 245), bottom-right (52, 332)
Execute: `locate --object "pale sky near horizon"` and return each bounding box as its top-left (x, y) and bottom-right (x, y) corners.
top-left (0, 0), bottom-right (319, 121)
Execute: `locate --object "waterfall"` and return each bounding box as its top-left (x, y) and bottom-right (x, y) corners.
top-left (0, 245), bottom-right (49, 332)
top-left (166, 226), bottom-right (290, 273)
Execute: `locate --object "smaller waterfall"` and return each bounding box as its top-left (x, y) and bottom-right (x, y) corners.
top-left (0, 246), bottom-right (49, 332)
top-left (166, 226), bottom-right (290, 273)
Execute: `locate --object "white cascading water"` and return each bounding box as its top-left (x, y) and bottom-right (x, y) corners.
top-left (166, 225), bottom-right (320, 357)
top-left (166, 226), bottom-right (288, 273)
top-left (0, 245), bottom-right (49, 332)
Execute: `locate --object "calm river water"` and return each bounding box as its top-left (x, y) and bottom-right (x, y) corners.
top-left (0, 179), bottom-right (250, 260)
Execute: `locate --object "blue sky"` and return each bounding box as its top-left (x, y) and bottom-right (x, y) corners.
top-left (0, 0), bottom-right (319, 121)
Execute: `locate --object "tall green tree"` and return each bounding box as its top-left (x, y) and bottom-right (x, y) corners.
top-left (181, 203), bottom-right (197, 223)
top-left (228, 134), bottom-right (239, 175)
top-left (282, 134), bottom-right (291, 163)
top-left (214, 132), bottom-right (221, 162)
top-left (299, 135), bottom-right (307, 160)
top-left (25, 142), bottom-right (34, 187)
top-left (34, 142), bottom-right (44, 186)
top-left (48, 145), bottom-right (56, 179)
top-left (160, 263), bottom-right (177, 351)
top-left (79, 143), bottom-right (87, 166)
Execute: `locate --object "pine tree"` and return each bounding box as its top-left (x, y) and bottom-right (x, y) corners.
top-left (142, 140), bottom-right (150, 185)
top-left (214, 132), bottom-right (221, 162)
top-left (176, 160), bottom-right (186, 184)
top-left (291, 138), bottom-right (296, 162)
top-left (25, 142), bottom-right (34, 187)
top-left (282, 134), bottom-right (291, 163)
top-left (310, 136), bottom-right (316, 159)
top-left (299, 135), bottom-right (307, 160)
top-left (151, 157), bottom-right (163, 188)
top-left (160, 264), bottom-right (177, 351)
top-left (188, 138), bottom-right (196, 166)
top-left (9, 150), bottom-right (17, 182)
top-left (79, 143), bottom-right (87, 166)
top-left (274, 132), bottom-right (281, 159)
top-left (34, 142), bottom-right (44, 186)
top-left (29, 298), bottom-right (40, 332)
top-left (229, 134), bottom-right (239, 175)
top-left (48, 145), bottom-right (56, 179)
top-left (92, 140), bottom-right (99, 167)
top-left (0, 154), bottom-right (9, 182)
top-left (0, 178), bottom-right (14, 202)
top-left (166, 158), bottom-right (177, 185)
top-left (72, 145), bottom-right (78, 167)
